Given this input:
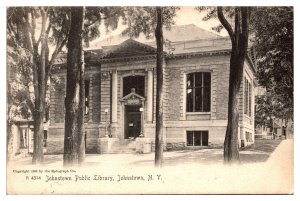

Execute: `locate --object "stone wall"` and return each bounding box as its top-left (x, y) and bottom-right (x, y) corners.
top-left (47, 123), bottom-right (99, 154)
top-left (165, 55), bottom-right (231, 122)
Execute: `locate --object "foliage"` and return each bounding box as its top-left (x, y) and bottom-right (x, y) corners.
top-left (251, 7), bottom-right (293, 121)
top-left (7, 7), bottom-right (126, 160)
top-left (196, 7), bottom-right (294, 122)
top-left (84, 7), bottom-right (125, 46)
top-left (255, 93), bottom-right (276, 127)
top-left (122, 7), bottom-right (179, 39)
top-left (7, 43), bottom-right (33, 122)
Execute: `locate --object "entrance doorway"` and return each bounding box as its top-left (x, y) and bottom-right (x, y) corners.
top-left (125, 105), bottom-right (141, 139)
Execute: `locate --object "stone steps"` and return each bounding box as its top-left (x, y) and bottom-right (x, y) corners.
top-left (109, 139), bottom-right (137, 154)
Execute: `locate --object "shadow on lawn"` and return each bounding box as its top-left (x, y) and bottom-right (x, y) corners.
top-left (131, 139), bottom-right (283, 166)
top-left (131, 149), bottom-right (224, 166)
top-left (239, 139), bottom-right (283, 164)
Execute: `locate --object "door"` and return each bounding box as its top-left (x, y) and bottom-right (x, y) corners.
top-left (125, 106), bottom-right (141, 139)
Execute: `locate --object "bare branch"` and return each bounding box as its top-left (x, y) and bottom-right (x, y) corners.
top-left (234, 7), bottom-right (240, 37)
top-left (29, 8), bottom-right (38, 48)
top-left (46, 37), bottom-right (67, 78)
top-left (37, 7), bottom-right (49, 48)
top-left (217, 7), bottom-right (235, 44)
top-left (7, 22), bottom-right (17, 37)
top-left (45, 22), bottom-right (51, 35)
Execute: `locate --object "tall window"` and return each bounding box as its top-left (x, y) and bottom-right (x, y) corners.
top-left (187, 131), bottom-right (209, 146)
top-left (186, 72), bottom-right (211, 112)
top-left (244, 78), bottom-right (252, 116)
top-left (85, 79), bottom-right (90, 115)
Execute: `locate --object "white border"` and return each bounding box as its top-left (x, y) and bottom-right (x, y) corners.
top-left (1, 1), bottom-right (299, 201)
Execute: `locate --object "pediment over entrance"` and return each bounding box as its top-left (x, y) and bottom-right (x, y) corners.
top-left (120, 88), bottom-right (145, 105)
top-left (103, 39), bottom-right (157, 58)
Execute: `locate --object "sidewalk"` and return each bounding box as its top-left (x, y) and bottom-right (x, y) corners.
top-left (264, 139), bottom-right (294, 193)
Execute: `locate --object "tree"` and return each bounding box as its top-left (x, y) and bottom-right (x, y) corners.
top-left (122, 7), bottom-right (178, 167)
top-left (219, 7), bottom-right (250, 164)
top-left (7, 38), bottom-right (33, 161)
top-left (154, 7), bottom-right (164, 167)
top-left (197, 7), bottom-right (251, 164)
top-left (63, 7), bottom-right (85, 166)
top-left (63, 7), bottom-right (125, 165)
top-left (7, 6), bottom-right (124, 165)
top-left (251, 7), bottom-right (293, 127)
top-left (7, 7), bottom-right (69, 164)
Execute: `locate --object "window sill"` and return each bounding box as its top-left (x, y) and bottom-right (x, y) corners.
top-left (186, 112), bottom-right (211, 115)
top-left (186, 145), bottom-right (209, 147)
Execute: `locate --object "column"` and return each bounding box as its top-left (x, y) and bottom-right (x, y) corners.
top-left (147, 69), bottom-right (153, 122)
top-left (88, 76), bottom-right (93, 122)
top-left (111, 70), bottom-right (118, 123)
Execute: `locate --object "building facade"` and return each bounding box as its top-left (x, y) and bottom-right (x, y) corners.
top-left (48, 26), bottom-right (257, 154)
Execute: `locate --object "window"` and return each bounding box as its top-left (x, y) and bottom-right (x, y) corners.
top-left (187, 131), bottom-right (209, 146)
top-left (244, 78), bottom-right (252, 116)
top-left (186, 72), bottom-right (211, 112)
top-left (123, 76), bottom-right (145, 97)
top-left (85, 79), bottom-right (90, 115)
top-left (43, 130), bottom-right (47, 148)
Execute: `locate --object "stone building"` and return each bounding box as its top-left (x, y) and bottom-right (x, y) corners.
top-left (48, 25), bottom-right (257, 154)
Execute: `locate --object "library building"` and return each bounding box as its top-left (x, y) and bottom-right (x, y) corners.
top-left (48, 24), bottom-right (257, 154)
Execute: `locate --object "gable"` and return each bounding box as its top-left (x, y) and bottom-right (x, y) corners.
top-left (120, 88), bottom-right (145, 105)
top-left (103, 39), bottom-right (157, 59)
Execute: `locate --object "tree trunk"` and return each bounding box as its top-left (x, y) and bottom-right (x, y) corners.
top-left (77, 33), bottom-right (86, 164)
top-left (7, 120), bottom-right (14, 162)
top-left (63, 7), bottom-right (85, 166)
top-left (32, 10), bottom-right (48, 164)
top-left (220, 7), bottom-right (250, 164)
top-left (154, 7), bottom-right (164, 168)
top-left (32, 110), bottom-right (45, 163)
top-left (223, 51), bottom-right (245, 164)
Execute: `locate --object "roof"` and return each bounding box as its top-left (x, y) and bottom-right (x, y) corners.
top-left (83, 36), bottom-right (232, 62)
top-left (54, 24), bottom-right (259, 69)
top-left (87, 24), bottom-right (222, 49)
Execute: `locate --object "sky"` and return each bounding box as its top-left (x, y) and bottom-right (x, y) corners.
top-left (98, 7), bottom-right (228, 41)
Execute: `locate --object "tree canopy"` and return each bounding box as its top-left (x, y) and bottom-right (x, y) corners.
top-left (251, 7), bottom-right (293, 121)
top-left (122, 7), bottom-right (179, 39)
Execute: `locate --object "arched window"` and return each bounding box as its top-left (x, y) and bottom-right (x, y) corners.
top-left (123, 75), bottom-right (145, 97)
